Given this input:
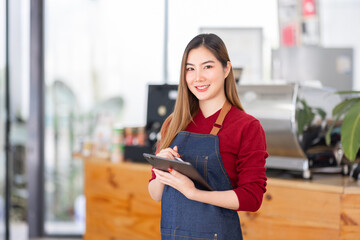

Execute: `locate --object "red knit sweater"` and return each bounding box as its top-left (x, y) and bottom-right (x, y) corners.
top-left (149, 106), bottom-right (268, 212)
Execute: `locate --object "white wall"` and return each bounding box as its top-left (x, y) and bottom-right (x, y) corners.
top-left (167, 0), bottom-right (279, 85)
top-left (320, 0), bottom-right (360, 90)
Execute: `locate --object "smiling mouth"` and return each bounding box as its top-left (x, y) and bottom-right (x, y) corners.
top-left (195, 85), bottom-right (210, 90)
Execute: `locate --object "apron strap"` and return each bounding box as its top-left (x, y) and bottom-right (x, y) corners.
top-left (210, 101), bottom-right (232, 136)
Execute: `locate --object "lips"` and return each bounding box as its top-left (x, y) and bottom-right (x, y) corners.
top-left (195, 85), bottom-right (210, 92)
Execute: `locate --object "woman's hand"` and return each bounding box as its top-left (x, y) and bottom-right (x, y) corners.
top-left (153, 167), bottom-right (239, 210)
top-left (156, 145), bottom-right (180, 159)
top-left (153, 146), bottom-right (239, 209)
top-left (153, 168), bottom-right (197, 199)
top-left (155, 145), bottom-right (197, 199)
top-left (149, 145), bottom-right (183, 202)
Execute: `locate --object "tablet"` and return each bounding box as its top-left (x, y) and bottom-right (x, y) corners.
top-left (143, 153), bottom-right (212, 191)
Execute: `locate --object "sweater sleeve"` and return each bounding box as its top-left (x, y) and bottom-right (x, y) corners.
top-left (233, 120), bottom-right (268, 212)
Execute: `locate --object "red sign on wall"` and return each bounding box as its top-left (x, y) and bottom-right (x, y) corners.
top-left (303, 0), bottom-right (316, 16)
top-left (282, 24), bottom-right (296, 47)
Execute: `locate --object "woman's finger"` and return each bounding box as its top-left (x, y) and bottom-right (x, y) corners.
top-left (153, 168), bottom-right (171, 177)
top-left (158, 147), bottom-right (180, 158)
top-left (154, 170), bottom-right (174, 187)
top-left (157, 152), bottom-right (174, 159)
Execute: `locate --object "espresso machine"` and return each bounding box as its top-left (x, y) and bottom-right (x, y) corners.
top-left (237, 83), bottom-right (345, 179)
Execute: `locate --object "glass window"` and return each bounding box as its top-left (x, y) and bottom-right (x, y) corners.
top-left (0, 0), bottom-right (6, 238)
top-left (8, 0), bottom-right (30, 238)
top-left (44, 0), bottom-right (164, 235)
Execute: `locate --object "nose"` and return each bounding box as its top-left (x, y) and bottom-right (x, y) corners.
top-left (195, 69), bottom-right (204, 82)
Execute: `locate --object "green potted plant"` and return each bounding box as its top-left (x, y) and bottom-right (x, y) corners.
top-left (326, 91), bottom-right (360, 178)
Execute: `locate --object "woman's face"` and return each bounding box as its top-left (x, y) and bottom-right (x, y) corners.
top-left (185, 46), bottom-right (230, 104)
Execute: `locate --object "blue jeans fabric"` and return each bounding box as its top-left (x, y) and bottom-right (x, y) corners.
top-left (161, 131), bottom-right (243, 240)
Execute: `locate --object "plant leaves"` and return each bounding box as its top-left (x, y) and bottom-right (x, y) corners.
top-left (297, 109), bottom-right (307, 135)
top-left (325, 113), bottom-right (341, 146)
top-left (315, 107), bottom-right (326, 121)
top-left (341, 101), bottom-right (360, 161)
top-left (335, 90), bottom-right (360, 95)
top-left (332, 97), bottom-right (360, 116)
top-left (300, 98), bottom-right (308, 108)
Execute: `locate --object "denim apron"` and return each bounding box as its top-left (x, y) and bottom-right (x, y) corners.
top-left (160, 102), bottom-right (243, 240)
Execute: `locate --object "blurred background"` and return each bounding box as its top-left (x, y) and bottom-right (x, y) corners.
top-left (0, 0), bottom-right (359, 239)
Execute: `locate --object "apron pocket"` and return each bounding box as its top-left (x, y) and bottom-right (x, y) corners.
top-left (194, 155), bottom-right (209, 181)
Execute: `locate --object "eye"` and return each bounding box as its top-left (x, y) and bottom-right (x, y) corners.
top-left (186, 67), bottom-right (194, 71)
top-left (204, 65), bottom-right (213, 69)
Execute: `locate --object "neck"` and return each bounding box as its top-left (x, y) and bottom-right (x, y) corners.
top-left (199, 96), bottom-right (227, 118)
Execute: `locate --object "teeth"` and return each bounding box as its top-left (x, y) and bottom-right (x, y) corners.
top-left (196, 85), bottom-right (209, 90)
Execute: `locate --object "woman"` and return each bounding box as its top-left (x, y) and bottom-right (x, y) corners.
top-left (148, 33), bottom-right (268, 240)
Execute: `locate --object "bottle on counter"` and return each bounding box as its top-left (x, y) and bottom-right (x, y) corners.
top-left (111, 127), bottom-right (124, 163)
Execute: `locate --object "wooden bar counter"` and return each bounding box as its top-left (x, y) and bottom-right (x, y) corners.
top-left (78, 155), bottom-right (360, 240)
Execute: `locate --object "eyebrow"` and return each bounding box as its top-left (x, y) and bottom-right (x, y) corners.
top-left (186, 60), bottom-right (215, 66)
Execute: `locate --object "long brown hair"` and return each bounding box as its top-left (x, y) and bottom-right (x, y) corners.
top-left (158, 33), bottom-right (244, 150)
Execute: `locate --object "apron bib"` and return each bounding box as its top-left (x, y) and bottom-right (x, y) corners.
top-left (160, 101), bottom-right (243, 240)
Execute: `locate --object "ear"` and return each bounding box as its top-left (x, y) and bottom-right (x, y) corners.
top-left (224, 61), bottom-right (231, 78)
